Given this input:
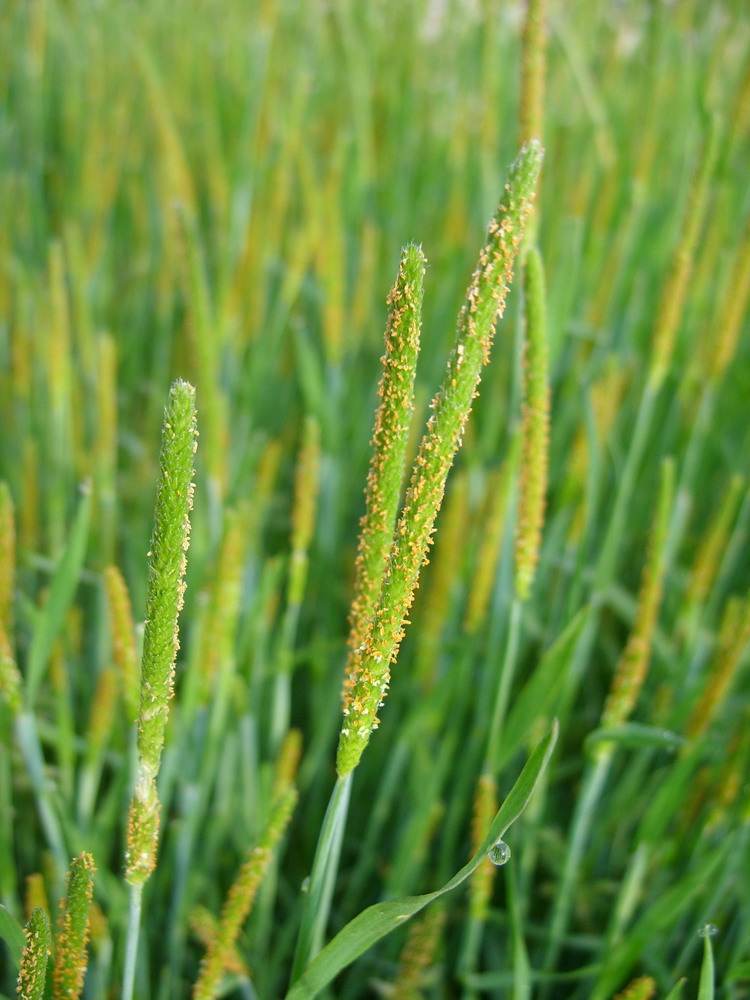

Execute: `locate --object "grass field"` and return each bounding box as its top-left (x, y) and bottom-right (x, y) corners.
top-left (1, 1), bottom-right (750, 998)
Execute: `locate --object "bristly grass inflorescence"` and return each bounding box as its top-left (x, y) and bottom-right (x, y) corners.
top-left (3, 4), bottom-right (749, 996)
top-left (125, 380), bottom-right (198, 885)
top-left (344, 243), bottom-right (425, 674)
top-left (16, 907), bottom-right (51, 1000)
top-left (337, 141), bottom-right (543, 778)
top-left (53, 853), bottom-right (96, 1000)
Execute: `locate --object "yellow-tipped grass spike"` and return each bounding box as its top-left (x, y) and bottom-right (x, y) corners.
top-left (336, 142), bottom-right (543, 778)
top-left (53, 853), bottom-right (95, 1000)
top-left (16, 908), bottom-right (52, 1000)
top-left (600, 459), bottom-right (675, 740)
top-left (125, 380), bottom-right (197, 886)
top-left (345, 244), bottom-right (425, 676)
top-left (515, 245), bottom-right (549, 602)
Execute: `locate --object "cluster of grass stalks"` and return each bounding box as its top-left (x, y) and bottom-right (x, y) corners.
top-left (2, 0), bottom-right (750, 998)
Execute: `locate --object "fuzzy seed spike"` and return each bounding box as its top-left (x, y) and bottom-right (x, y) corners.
top-left (16, 907), bottom-right (52, 1000)
top-left (125, 380), bottom-right (197, 886)
top-left (192, 784), bottom-right (297, 1000)
top-left (53, 853), bottom-right (95, 1000)
top-left (135, 379), bottom-right (197, 776)
top-left (0, 620), bottom-right (22, 716)
top-left (515, 245), bottom-right (549, 601)
top-left (391, 904), bottom-right (446, 1000)
top-left (709, 211), bottom-right (750, 383)
top-left (288, 416), bottom-right (321, 609)
top-left (345, 244), bottom-right (426, 676)
top-left (649, 123), bottom-right (719, 390)
top-left (600, 459), bottom-right (675, 737)
top-left (337, 143), bottom-right (543, 777)
top-left (612, 975), bottom-right (657, 1000)
top-left (103, 566), bottom-right (140, 725)
top-left (0, 481), bottom-right (15, 637)
top-left (469, 773), bottom-right (498, 922)
top-left (686, 593), bottom-right (750, 741)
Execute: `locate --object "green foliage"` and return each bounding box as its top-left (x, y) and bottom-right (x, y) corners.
top-left (1, 1), bottom-right (749, 999)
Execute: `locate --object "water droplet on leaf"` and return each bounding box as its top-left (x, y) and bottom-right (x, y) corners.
top-left (698, 923), bottom-right (718, 938)
top-left (488, 839), bottom-right (512, 866)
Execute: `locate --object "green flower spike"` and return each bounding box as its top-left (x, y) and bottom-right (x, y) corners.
top-left (125, 379), bottom-right (197, 885)
top-left (16, 907), bottom-right (52, 1000)
top-left (337, 142), bottom-right (543, 778)
top-left (0, 481), bottom-right (15, 635)
top-left (600, 459), bottom-right (675, 737)
top-left (104, 565), bottom-right (140, 726)
top-left (515, 245), bottom-right (550, 602)
top-left (53, 853), bottom-right (95, 1000)
top-left (345, 243), bottom-right (425, 681)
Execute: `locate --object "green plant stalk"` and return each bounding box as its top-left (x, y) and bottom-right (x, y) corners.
top-left (286, 723), bottom-right (557, 1000)
top-left (697, 930), bottom-right (715, 1000)
top-left (606, 842), bottom-right (650, 946)
top-left (559, 381), bottom-right (658, 721)
top-left (458, 772), bottom-right (499, 1000)
top-left (290, 772), bottom-right (353, 980)
top-left (542, 751), bottom-right (611, 975)
top-left (14, 713), bottom-right (67, 876)
top-left (162, 648), bottom-right (244, 995)
top-left (545, 458), bottom-right (673, 975)
top-left (509, 862), bottom-right (532, 1000)
top-left (121, 886), bottom-right (143, 1000)
top-left (272, 416), bottom-right (321, 754)
top-left (484, 596), bottom-right (523, 774)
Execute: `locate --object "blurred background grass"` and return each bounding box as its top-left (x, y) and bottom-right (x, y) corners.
top-left (1, 0), bottom-right (750, 997)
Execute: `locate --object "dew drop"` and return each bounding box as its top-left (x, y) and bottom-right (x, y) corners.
top-left (301, 876), bottom-right (310, 894)
top-left (698, 923), bottom-right (718, 938)
top-left (488, 839), bottom-right (512, 866)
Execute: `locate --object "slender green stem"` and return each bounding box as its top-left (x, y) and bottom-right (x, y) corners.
top-left (485, 597), bottom-right (523, 774)
top-left (664, 383), bottom-right (714, 567)
top-left (557, 382), bottom-right (660, 730)
top-left (290, 772), bottom-right (353, 982)
top-left (542, 752), bottom-right (612, 977)
top-left (122, 884), bottom-right (143, 1000)
top-left (593, 384), bottom-right (658, 594)
top-left (605, 841), bottom-right (650, 947)
top-left (14, 712), bottom-right (67, 876)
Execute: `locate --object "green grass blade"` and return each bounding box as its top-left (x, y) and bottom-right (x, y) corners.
top-left (697, 929), bottom-right (716, 1000)
top-left (290, 773), bottom-right (353, 980)
top-left (26, 487), bottom-right (92, 705)
top-left (664, 980), bottom-right (686, 1000)
top-left (285, 720), bottom-right (557, 1000)
top-left (498, 608), bottom-right (588, 769)
top-left (584, 723), bottom-right (685, 754)
top-left (0, 906), bottom-right (25, 970)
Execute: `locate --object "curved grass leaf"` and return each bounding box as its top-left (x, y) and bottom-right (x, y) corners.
top-left (27, 487), bottom-right (92, 705)
top-left (285, 720), bottom-right (558, 1000)
top-left (498, 609), bottom-right (587, 769)
top-left (0, 905), bottom-right (25, 970)
top-left (584, 723), bottom-right (685, 754)
top-left (697, 929), bottom-right (715, 1000)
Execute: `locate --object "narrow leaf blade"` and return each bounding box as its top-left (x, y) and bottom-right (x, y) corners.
top-left (285, 721), bottom-right (558, 1000)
